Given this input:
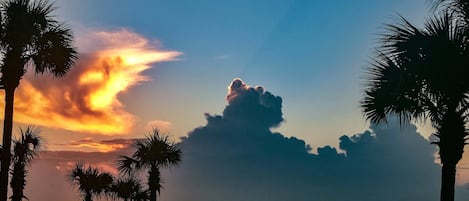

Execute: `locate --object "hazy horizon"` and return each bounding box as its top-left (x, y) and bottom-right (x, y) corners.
top-left (2, 0), bottom-right (469, 200)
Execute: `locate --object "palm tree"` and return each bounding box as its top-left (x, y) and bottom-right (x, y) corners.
top-left (110, 176), bottom-right (149, 201)
top-left (361, 12), bottom-right (469, 201)
top-left (117, 129), bottom-right (182, 201)
top-left (435, 0), bottom-right (469, 21)
top-left (68, 163), bottom-right (114, 201)
top-left (10, 126), bottom-right (43, 201)
top-left (0, 1), bottom-right (77, 199)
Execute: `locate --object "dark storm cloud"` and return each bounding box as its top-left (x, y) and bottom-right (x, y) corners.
top-left (224, 78), bottom-right (284, 128)
top-left (26, 78), bottom-right (469, 201)
top-left (158, 78), bottom-right (469, 201)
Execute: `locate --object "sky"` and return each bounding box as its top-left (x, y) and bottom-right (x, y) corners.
top-left (35, 0), bottom-right (432, 150)
top-left (4, 0), bottom-right (469, 200)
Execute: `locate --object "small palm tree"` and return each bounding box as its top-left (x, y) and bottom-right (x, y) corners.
top-left (117, 129), bottom-right (182, 201)
top-left (10, 126), bottom-right (43, 201)
top-left (68, 163), bottom-right (114, 201)
top-left (362, 13), bottom-right (469, 201)
top-left (110, 176), bottom-right (149, 201)
top-left (0, 1), bottom-right (77, 199)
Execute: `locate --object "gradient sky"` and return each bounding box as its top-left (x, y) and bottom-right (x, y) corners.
top-left (5, 0), bottom-right (469, 200)
top-left (11, 0), bottom-right (428, 152)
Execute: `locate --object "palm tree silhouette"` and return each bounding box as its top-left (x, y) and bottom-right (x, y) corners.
top-left (68, 163), bottom-right (114, 201)
top-left (436, 0), bottom-right (469, 22)
top-left (117, 129), bottom-right (182, 201)
top-left (110, 176), bottom-right (149, 201)
top-left (10, 126), bottom-right (43, 201)
top-left (361, 13), bottom-right (469, 201)
top-left (0, 1), bottom-right (77, 199)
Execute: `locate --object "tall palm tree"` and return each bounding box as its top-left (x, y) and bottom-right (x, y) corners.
top-left (361, 13), bottom-right (469, 201)
top-left (68, 163), bottom-right (114, 201)
top-left (117, 129), bottom-right (182, 201)
top-left (0, 0), bottom-right (77, 199)
top-left (10, 126), bottom-right (43, 201)
top-left (435, 0), bottom-right (469, 21)
top-left (110, 176), bottom-right (149, 201)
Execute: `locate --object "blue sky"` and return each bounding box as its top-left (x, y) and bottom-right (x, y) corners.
top-left (15, 1), bottom-right (469, 200)
top-left (47, 0), bottom-right (431, 149)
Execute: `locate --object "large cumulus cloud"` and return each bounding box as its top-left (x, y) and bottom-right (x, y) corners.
top-left (25, 78), bottom-right (469, 201)
top-left (159, 78), bottom-right (469, 201)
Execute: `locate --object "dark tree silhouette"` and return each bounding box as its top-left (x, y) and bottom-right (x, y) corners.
top-left (361, 13), bottom-right (469, 201)
top-left (68, 163), bottom-right (114, 201)
top-left (110, 176), bottom-right (149, 201)
top-left (117, 129), bottom-right (182, 201)
top-left (435, 0), bottom-right (469, 22)
top-left (0, 1), bottom-right (77, 199)
top-left (10, 126), bottom-right (43, 201)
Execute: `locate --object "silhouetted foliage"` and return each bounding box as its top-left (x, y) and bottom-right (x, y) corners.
top-left (68, 163), bottom-right (113, 201)
top-left (362, 10), bottom-right (469, 201)
top-left (435, 0), bottom-right (469, 23)
top-left (10, 126), bottom-right (43, 201)
top-left (0, 1), bottom-right (77, 200)
top-left (110, 176), bottom-right (149, 201)
top-left (117, 129), bottom-right (182, 201)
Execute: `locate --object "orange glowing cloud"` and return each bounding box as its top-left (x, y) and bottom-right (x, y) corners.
top-left (2, 29), bottom-right (182, 134)
top-left (65, 138), bottom-right (135, 153)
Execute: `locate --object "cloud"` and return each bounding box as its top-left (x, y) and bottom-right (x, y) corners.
top-left (23, 78), bottom-right (469, 201)
top-left (160, 78), bottom-right (469, 201)
top-left (60, 138), bottom-right (135, 152)
top-left (145, 119), bottom-right (172, 132)
top-left (224, 78), bottom-right (283, 128)
top-left (1, 28), bottom-right (182, 135)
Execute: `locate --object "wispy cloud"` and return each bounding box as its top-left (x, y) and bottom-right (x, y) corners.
top-left (62, 138), bottom-right (135, 152)
top-left (145, 119), bottom-right (172, 132)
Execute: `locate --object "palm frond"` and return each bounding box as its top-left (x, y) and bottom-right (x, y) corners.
top-left (67, 162), bottom-right (114, 200)
top-left (110, 176), bottom-right (148, 200)
top-left (362, 52), bottom-right (429, 124)
top-left (116, 155), bottom-right (140, 175)
top-left (30, 23), bottom-right (77, 77)
top-left (12, 125), bottom-right (44, 165)
top-left (117, 128), bottom-right (182, 200)
top-left (434, 0), bottom-right (469, 22)
top-left (0, 0), bottom-right (78, 88)
top-left (363, 11), bottom-right (469, 126)
top-left (67, 162), bottom-right (86, 191)
top-left (10, 125), bottom-right (44, 201)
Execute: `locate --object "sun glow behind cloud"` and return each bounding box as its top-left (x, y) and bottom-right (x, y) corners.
top-left (0, 28), bottom-right (181, 135)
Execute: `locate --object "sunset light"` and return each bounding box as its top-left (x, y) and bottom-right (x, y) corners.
top-left (3, 1), bottom-right (469, 201)
top-left (0, 29), bottom-right (182, 134)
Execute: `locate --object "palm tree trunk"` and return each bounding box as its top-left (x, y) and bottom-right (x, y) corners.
top-left (0, 88), bottom-right (15, 201)
top-left (148, 166), bottom-right (161, 201)
top-left (440, 163), bottom-right (456, 201)
top-left (10, 162), bottom-right (26, 201)
top-left (150, 189), bottom-right (157, 201)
